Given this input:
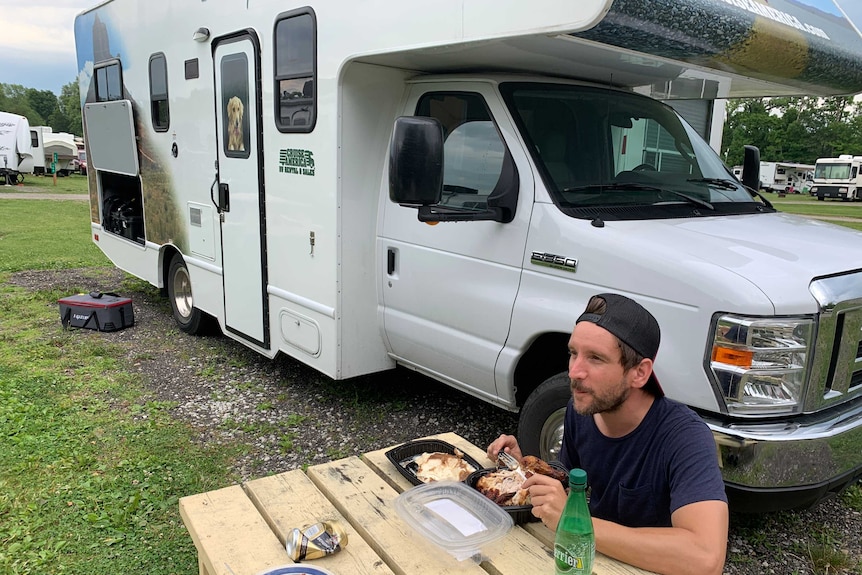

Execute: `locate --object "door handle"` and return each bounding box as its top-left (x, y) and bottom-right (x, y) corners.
top-left (387, 248), bottom-right (396, 275)
top-left (218, 183), bottom-right (230, 212)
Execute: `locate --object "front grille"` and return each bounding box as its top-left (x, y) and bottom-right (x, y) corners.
top-left (807, 272), bottom-right (862, 411)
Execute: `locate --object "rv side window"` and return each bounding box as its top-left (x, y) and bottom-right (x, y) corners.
top-left (274, 9), bottom-right (316, 132)
top-left (853, 167), bottom-right (858, 179)
top-left (416, 92), bottom-right (505, 211)
top-left (31, 131), bottom-right (39, 148)
top-left (149, 53), bottom-right (170, 132)
top-left (95, 61), bottom-right (123, 102)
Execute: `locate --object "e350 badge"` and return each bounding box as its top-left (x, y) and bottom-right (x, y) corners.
top-left (279, 148), bottom-right (315, 176)
top-left (531, 251), bottom-right (578, 273)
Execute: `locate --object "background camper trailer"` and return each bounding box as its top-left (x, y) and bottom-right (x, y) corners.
top-left (0, 111), bottom-right (34, 185)
top-left (75, 0), bottom-right (862, 511)
top-left (30, 126), bottom-right (80, 176)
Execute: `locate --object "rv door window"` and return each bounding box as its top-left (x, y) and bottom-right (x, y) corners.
top-left (220, 53), bottom-right (251, 159)
top-left (274, 9), bottom-right (316, 132)
top-left (149, 53), bottom-right (170, 131)
top-left (95, 60), bottom-right (123, 102)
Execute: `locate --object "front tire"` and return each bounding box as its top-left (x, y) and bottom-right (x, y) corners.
top-left (167, 254), bottom-right (210, 335)
top-left (517, 372), bottom-right (571, 462)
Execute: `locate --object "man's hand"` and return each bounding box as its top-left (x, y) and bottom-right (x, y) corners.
top-left (522, 473), bottom-right (567, 531)
top-left (486, 434), bottom-right (523, 462)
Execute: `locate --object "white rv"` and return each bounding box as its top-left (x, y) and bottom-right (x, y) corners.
top-left (30, 127), bottom-right (79, 176)
top-left (75, 0), bottom-right (862, 511)
top-left (759, 161), bottom-right (815, 193)
top-left (0, 111), bottom-right (34, 184)
top-left (811, 155), bottom-right (862, 201)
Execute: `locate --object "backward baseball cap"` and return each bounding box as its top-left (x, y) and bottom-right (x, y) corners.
top-left (576, 293), bottom-right (664, 397)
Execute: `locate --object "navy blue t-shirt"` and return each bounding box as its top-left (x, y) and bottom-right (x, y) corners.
top-left (559, 396), bottom-right (727, 527)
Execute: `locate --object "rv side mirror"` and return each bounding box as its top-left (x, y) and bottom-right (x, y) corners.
top-left (742, 145), bottom-right (760, 191)
top-left (388, 116), bottom-right (443, 206)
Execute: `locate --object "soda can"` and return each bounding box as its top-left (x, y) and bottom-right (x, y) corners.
top-left (286, 520), bottom-right (348, 561)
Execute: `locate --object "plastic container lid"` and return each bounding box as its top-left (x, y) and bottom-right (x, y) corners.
top-left (394, 480), bottom-right (514, 561)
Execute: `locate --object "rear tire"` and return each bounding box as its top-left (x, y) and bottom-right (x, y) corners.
top-left (167, 254), bottom-right (211, 335)
top-left (517, 372), bottom-right (571, 461)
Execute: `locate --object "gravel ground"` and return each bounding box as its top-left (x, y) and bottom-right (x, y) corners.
top-left (9, 267), bottom-right (862, 575)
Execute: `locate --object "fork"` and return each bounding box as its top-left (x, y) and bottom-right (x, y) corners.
top-left (497, 450), bottom-right (526, 481)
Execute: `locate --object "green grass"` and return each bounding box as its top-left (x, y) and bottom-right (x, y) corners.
top-left (0, 203), bottom-right (239, 574)
top-left (4, 173), bottom-right (90, 194)
top-left (0, 200), bottom-right (107, 272)
top-left (774, 202), bottom-right (862, 218)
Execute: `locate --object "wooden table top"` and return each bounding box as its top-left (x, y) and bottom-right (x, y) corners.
top-left (179, 432), bottom-right (654, 575)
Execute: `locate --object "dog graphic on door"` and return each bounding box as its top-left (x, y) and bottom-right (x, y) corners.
top-left (227, 96), bottom-right (245, 152)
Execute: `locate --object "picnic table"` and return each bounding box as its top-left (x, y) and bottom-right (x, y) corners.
top-left (179, 432), bottom-right (655, 575)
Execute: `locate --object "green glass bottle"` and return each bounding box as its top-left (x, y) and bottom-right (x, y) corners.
top-left (554, 468), bottom-right (594, 575)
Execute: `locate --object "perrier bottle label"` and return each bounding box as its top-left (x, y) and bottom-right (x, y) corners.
top-left (554, 540), bottom-right (594, 574)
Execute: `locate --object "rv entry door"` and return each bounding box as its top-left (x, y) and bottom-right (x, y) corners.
top-left (213, 34), bottom-right (269, 349)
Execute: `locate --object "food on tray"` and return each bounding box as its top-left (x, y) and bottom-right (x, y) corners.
top-left (475, 455), bottom-right (567, 506)
top-left (407, 449), bottom-right (477, 482)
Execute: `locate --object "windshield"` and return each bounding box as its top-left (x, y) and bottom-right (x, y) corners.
top-left (814, 162), bottom-right (850, 179)
top-left (499, 83), bottom-right (756, 217)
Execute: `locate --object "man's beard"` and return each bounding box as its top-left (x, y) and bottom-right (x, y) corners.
top-left (571, 377), bottom-right (631, 416)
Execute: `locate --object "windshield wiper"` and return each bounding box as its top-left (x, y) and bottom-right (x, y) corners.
top-left (561, 182), bottom-right (663, 194)
top-left (742, 185), bottom-right (774, 210)
top-left (686, 177), bottom-right (739, 190)
top-left (561, 182), bottom-right (714, 210)
top-left (662, 189), bottom-right (714, 210)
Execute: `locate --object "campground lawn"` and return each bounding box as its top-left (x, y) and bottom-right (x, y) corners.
top-left (0, 199), bottom-right (238, 574)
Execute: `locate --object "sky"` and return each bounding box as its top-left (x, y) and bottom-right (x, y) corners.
top-left (1, 0), bottom-right (862, 97)
top-left (0, 0), bottom-right (95, 95)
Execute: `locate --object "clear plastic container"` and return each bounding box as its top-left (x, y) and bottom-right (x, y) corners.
top-left (394, 480), bottom-right (514, 561)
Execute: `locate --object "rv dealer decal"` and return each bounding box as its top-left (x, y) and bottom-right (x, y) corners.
top-left (279, 148), bottom-right (315, 176)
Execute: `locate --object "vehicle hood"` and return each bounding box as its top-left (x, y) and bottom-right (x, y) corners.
top-left (615, 211), bottom-right (862, 314)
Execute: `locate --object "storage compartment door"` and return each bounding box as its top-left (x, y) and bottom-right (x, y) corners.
top-left (83, 100), bottom-right (139, 176)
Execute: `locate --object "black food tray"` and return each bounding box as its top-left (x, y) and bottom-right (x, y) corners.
top-left (385, 439), bottom-right (483, 486)
top-left (465, 468), bottom-right (538, 524)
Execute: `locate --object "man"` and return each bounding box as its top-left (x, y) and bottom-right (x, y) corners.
top-left (487, 293), bottom-right (728, 575)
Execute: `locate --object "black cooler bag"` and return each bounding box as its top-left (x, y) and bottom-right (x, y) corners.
top-left (58, 292), bottom-right (134, 332)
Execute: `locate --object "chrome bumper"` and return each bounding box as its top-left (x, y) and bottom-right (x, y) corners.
top-left (703, 399), bottom-right (862, 510)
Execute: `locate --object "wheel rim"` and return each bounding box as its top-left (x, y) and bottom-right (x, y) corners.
top-left (539, 407), bottom-right (566, 462)
top-left (172, 265), bottom-right (194, 320)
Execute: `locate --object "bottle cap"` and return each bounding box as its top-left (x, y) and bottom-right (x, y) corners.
top-left (569, 468), bottom-right (587, 486)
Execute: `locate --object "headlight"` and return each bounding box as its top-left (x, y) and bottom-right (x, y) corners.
top-left (708, 315), bottom-right (814, 415)
top-left (839, 187), bottom-right (848, 193)
top-left (811, 186), bottom-right (818, 192)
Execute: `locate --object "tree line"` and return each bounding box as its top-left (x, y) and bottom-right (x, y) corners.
top-left (721, 96), bottom-right (862, 167)
top-left (0, 81), bottom-right (83, 137)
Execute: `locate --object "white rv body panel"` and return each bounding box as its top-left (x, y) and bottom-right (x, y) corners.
top-left (0, 111), bottom-right (34, 176)
top-left (29, 126), bottom-right (47, 173)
